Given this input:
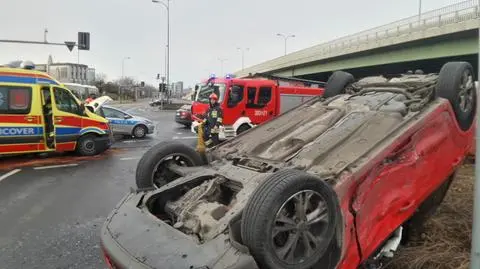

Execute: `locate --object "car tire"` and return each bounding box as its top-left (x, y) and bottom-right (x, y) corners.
top-left (437, 61), bottom-right (477, 131)
top-left (135, 141), bottom-right (204, 189)
top-left (76, 134), bottom-right (98, 156)
top-left (324, 71), bottom-right (355, 98)
top-left (241, 169), bottom-right (340, 269)
top-left (236, 124), bottom-right (251, 135)
top-left (132, 125), bottom-right (147, 139)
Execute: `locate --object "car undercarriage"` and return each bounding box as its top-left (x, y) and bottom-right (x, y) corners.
top-left (102, 62), bottom-right (477, 269)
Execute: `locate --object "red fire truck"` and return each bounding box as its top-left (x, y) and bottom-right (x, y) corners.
top-left (191, 73), bottom-right (325, 140)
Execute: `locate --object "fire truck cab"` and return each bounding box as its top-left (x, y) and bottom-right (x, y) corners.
top-left (191, 74), bottom-right (325, 140)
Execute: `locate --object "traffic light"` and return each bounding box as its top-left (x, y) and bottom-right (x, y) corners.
top-left (78, 32), bottom-right (90, 50)
top-left (140, 81), bottom-right (145, 87)
top-left (159, 83), bottom-right (166, 92)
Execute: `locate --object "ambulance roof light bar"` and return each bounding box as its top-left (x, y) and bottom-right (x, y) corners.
top-left (6, 60), bottom-right (36, 70)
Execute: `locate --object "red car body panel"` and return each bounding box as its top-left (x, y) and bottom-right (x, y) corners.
top-left (332, 101), bottom-right (474, 266)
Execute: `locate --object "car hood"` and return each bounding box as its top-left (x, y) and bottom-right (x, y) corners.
top-left (212, 92), bottom-right (428, 177)
top-left (86, 96), bottom-right (113, 112)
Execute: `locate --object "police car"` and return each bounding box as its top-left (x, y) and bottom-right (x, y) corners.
top-left (87, 97), bottom-right (155, 139)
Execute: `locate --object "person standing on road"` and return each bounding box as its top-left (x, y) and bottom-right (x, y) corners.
top-left (203, 93), bottom-right (223, 147)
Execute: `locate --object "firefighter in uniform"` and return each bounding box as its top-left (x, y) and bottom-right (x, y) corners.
top-left (203, 93), bottom-right (223, 147)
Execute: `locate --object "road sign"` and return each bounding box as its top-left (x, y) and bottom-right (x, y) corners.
top-left (78, 32), bottom-right (90, 50)
top-left (64, 41), bottom-right (76, 52)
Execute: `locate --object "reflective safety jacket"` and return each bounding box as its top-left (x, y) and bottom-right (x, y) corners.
top-left (203, 103), bottom-right (223, 133)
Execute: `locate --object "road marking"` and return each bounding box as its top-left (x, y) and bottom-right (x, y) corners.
top-left (122, 140), bottom-right (143, 143)
top-left (120, 157), bottom-right (140, 161)
top-left (173, 136), bottom-right (198, 140)
top-left (33, 164), bottom-right (78, 170)
top-left (0, 169), bottom-right (21, 182)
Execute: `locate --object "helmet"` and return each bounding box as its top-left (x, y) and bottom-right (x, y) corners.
top-left (209, 93), bottom-right (218, 101)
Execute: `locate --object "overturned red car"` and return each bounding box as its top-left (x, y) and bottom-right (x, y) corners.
top-left (101, 62), bottom-right (476, 269)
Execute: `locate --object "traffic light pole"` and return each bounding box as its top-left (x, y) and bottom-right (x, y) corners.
top-left (0, 39), bottom-right (77, 51)
top-left (1, 32), bottom-right (89, 52)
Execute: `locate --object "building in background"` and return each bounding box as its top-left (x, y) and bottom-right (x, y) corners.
top-left (170, 81), bottom-right (184, 98)
top-left (35, 55), bottom-right (96, 85)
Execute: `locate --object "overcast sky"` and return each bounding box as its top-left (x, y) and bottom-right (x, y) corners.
top-left (0, 0), bottom-right (463, 87)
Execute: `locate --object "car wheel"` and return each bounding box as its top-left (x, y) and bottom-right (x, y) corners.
top-left (76, 134), bottom-right (98, 156)
top-left (236, 124), bottom-right (251, 135)
top-left (324, 71), bottom-right (355, 98)
top-left (133, 125), bottom-right (147, 139)
top-left (437, 61), bottom-right (477, 131)
top-left (241, 169), bottom-right (340, 269)
top-left (135, 141), bottom-right (204, 189)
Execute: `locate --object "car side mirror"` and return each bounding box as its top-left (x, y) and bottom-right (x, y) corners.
top-left (124, 115), bottom-right (132, 119)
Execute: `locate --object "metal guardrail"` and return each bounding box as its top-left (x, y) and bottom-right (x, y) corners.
top-left (321, 0), bottom-right (479, 52)
top-left (240, 0), bottom-right (480, 74)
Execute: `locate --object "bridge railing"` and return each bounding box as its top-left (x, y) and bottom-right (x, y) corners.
top-left (242, 0), bottom-right (480, 73)
top-left (332, 0), bottom-right (479, 50)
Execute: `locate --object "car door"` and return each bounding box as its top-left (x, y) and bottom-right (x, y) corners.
top-left (102, 107), bottom-right (130, 135)
top-left (224, 84), bottom-right (246, 125)
top-left (244, 84), bottom-right (275, 124)
top-left (51, 86), bottom-right (84, 151)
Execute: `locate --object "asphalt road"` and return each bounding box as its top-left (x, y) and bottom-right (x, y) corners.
top-left (0, 102), bottom-right (196, 269)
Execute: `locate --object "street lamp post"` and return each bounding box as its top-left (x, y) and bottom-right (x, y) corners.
top-left (152, 0), bottom-right (170, 100)
top-left (237, 47), bottom-right (249, 70)
top-left (276, 33), bottom-right (295, 56)
top-left (121, 56), bottom-right (131, 79)
top-left (218, 58), bottom-right (227, 76)
top-left (418, 0), bottom-right (422, 23)
top-left (121, 57), bottom-right (131, 103)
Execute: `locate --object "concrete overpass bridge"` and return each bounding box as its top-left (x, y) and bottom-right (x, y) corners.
top-left (234, 0), bottom-right (480, 81)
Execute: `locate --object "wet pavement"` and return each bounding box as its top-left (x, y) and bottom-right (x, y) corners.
top-left (0, 102), bottom-right (196, 269)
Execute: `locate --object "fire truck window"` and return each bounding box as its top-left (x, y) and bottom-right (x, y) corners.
top-left (53, 87), bottom-right (82, 115)
top-left (247, 87), bottom-right (257, 107)
top-left (228, 85), bottom-right (244, 107)
top-left (258, 87), bottom-right (272, 106)
top-left (0, 86), bottom-right (32, 114)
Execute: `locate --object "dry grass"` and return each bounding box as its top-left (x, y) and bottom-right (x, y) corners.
top-left (385, 162), bottom-right (475, 269)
